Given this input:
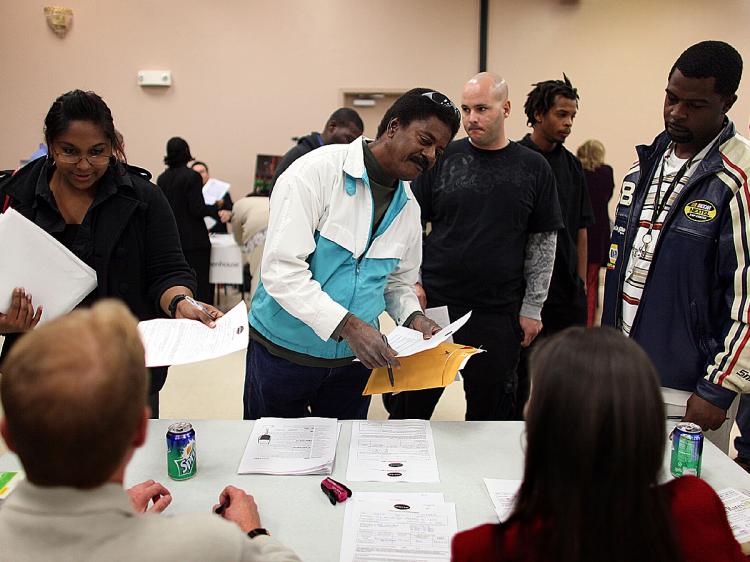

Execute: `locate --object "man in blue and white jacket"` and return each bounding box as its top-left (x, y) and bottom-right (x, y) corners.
top-left (244, 89), bottom-right (461, 420)
top-left (603, 41), bottom-right (750, 443)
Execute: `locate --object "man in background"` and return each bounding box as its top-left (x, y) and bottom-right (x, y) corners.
top-left (0, 300), bottom-right (300, 561)
top-left (271, 107), bottom-right (363, 186)
top-left (602, 41), bottom-right (750, 450)
top-left (388, 73), bottom-right (562, 421)
top-left (515, 75), bottom-right (594, 415)
top-left (191, 160), bottom-right (233, 234)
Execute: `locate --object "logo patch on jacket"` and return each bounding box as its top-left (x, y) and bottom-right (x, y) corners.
top-left (608, 244), bottom-right (618, 270)
top-left (684, 200), bottom-right (717, 222)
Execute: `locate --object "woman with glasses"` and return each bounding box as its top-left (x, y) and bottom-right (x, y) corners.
top-left (452, 327), bottom-right (744, 562)
top-left (0, 90), bottom-right (221, 416)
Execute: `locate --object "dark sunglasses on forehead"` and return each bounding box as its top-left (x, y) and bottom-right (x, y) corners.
top-left (421, 91), bottom-right (461, 118)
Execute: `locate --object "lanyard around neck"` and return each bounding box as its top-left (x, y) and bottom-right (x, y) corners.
top-left (646, 147), bottom-right (694, 236)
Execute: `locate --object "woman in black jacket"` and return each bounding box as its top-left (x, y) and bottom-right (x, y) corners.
top-left (157, 137), bottom-right (217, 303)
top-left (0, 90), bottom-right (221, 416)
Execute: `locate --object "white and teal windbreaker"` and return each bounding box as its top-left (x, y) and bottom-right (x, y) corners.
top-left (249, 138), bottom-right (423, 359)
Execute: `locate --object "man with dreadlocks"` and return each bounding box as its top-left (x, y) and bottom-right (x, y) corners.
top-left (516, 75), bottom-right (594, 415)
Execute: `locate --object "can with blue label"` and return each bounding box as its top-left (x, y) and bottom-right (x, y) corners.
top-left (670, 422), bottom-right (703, 477)
top-left (167, 422), bottom-right (197, 480)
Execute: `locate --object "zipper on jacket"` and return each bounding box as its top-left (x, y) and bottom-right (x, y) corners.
top-left (628, 161), bottom-right (722, 336)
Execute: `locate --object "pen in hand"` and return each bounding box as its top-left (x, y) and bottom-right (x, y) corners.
top-left (185, 295), bottom-right (216, 321)
top-left (381, 334), bottom-right (395, 387)
top-left (214, 496), bottom-right (230, 515)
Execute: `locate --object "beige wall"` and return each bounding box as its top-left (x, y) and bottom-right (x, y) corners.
top-left (1, 0), bottom-right (750, 200)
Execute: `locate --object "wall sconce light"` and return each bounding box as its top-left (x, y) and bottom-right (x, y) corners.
top-left (44, 6), bottom-right (73, 37)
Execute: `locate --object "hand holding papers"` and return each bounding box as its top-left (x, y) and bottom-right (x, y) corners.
top-left (347, 420), bottom-right (440, 482)
top-left (0, 208), bottom-right (97, 324)
top-left (137, 300), bottom-right (249, 367)
top-left (363, 311), bottom-right (483, 394)
top-left (238, 417), bottom-right (339, 475)
top-left (386, 311), bottom-right (472, 358)
top-left (202, 178), bottom-right (230, 205)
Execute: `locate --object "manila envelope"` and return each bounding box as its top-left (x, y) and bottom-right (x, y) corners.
top-left (363, 342), bottom-right (483, 395)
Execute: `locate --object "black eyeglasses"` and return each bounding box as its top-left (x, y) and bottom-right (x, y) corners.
top-left (421, 91), bottom-right (461, 119)
top-left (53, 145), bottom-right (112, 166)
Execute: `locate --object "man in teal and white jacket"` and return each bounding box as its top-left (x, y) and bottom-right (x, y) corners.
top-left (245, 89), bottom-right (461, 419)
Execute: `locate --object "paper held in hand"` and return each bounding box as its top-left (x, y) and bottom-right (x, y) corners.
top-left (137, 300), bottom-right (249, 367)
top-left (0, 208), bottom-right (97, 324)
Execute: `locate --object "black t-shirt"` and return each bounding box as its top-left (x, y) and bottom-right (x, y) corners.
top-left (411, 138), bottom-right (563, 312)
top-left (518, 135), bottom-right (595, 305)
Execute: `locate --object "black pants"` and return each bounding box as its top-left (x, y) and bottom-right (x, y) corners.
top-left (514, 286), bottom-right (587, 419)
top-left (183, 248), bottom-right (212, 304)
top-left (387, 302), bottom-right (522, 421)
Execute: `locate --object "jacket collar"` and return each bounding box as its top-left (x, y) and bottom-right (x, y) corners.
top-left (636, 119), bottom-right (735, 178)
top-left (341, 136), bottom-right (411, 200)
top-left (4, 480), bottom-right (135, 518)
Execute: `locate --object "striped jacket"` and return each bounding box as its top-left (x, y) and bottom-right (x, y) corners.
top-left (602, 122), bottom-right (750, 409)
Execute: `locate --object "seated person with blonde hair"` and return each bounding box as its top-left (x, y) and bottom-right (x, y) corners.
top-left (452, 327), bottom-right (744, 562)
top-left (0, 300), bottom-right (300, 562)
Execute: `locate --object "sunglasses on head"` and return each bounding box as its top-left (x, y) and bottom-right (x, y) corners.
top-left (421, 91), bottom-right (461, 119)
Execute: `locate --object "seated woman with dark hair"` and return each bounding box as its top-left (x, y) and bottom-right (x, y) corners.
top-left (452, 327), bottom-right (744, 562)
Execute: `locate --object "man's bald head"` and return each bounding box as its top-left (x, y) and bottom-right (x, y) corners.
top-left (464, 72), bottom-right (509, 102)
top-left (0, 300), bottom-right (147, 488)
top-left (461, 72), bottom-right (511, 150)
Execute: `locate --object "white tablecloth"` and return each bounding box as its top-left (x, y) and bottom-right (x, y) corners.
top-left (2, 420), bottom-right (748, 562)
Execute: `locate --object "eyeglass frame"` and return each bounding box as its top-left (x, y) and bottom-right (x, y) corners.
top-left (52, 144), bottom-right (113, 166)
top-left (421, 91), bottom-right (461, 119)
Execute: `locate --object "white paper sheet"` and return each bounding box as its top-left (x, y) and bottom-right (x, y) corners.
top-left (202, 177), bottom-right (231, 204)
top-left (137, 300), bottom-right (249, 367)
top-left (483, 478), bottom-right (522, 522)
top-left (718, 487), bottom-right (750, 544)
top-left (204, 216), bottom-right (217, 230)
top-left (384, 311), bottom-right (471, 358)
top-left (340, 495), bottom-right (456, 562)
top-left (238, 417), bottom-right (339, 475)
top-left (0, 208), bottom-right (97, 324)
top-left (346, 420), bottom-right (439, 482)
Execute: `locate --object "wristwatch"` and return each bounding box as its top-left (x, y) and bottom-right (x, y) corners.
top-left (168, 294), bottom-right (189, 318)
top-left (247, 528), bottom-right (270, 539)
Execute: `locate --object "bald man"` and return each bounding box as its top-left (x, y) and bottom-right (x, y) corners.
top-left (388, 73), bottom-right (563, 421)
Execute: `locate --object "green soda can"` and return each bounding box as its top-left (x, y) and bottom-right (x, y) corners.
top-left (166, 422), bottom-right (197, 480)
top-left (670, 422), bottom-right (703, 477)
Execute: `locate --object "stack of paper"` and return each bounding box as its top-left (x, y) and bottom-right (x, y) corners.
top-left (340, 492), bottom-right (456, 562)
top-left (483, 478), bottom-right (522, 522)
top-left (238, 417), bottom-right (339, 475)
top-left (137, 300), bottom-right (249, 367)
top-left (0, 208), bottom-right (97, 324)
top-left (718, 487), bottom-right (750, 553)
top-left (346, 420), bottom-right (439, 482)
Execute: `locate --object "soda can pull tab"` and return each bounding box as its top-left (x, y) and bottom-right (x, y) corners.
top-left (321, 477), bottom-right (352, 505)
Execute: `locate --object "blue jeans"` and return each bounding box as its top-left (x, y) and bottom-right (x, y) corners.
top-left (244, 340), bottom-right (372, 420)
top-left (735, 394), bottom-right (750, 459)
